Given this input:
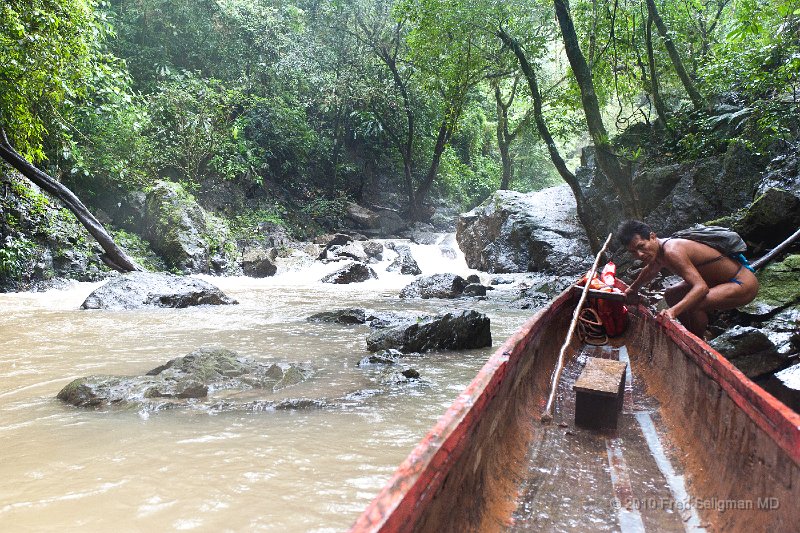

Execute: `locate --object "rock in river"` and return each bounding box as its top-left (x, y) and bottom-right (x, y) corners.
top-left (366, 310), bottom-right (491, 353)
top-left (399, 273), bottom-right (467, 299)
top-left (81, 272), bottom-right (237, 310)
top-left (57, 347), bottom-right (313, 409)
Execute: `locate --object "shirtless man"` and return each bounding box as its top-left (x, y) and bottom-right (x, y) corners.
top-left (616, 220), bottom-right (759, 337)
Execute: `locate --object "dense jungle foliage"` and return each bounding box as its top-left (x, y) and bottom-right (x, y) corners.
top-left (1, 0), bottom-right (799, 239)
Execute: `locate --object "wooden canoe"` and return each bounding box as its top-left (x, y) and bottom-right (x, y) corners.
top-left (350, 285), bottom-right (800, 532)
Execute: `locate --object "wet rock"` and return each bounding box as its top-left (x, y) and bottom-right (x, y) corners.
top-left (307, 309), bottom-right (367, 325)
top-left (401, 368), bottom-right (420, 379)
top-left (143, 180), bottom-right (236, 274)
top-left (366, 310), bottom-right (491, 353)
top-left (456, 186), bottom-right (591, 275)
top-left (387, 244), bottom-right (422, 275)
top-left (373, 207), bottom-right (407, 236)
top-left (57, 347), bottom-right (313, 409)
top-left (357, 350), bottom-right (404, 367)
top-left (345, 202), bottom-right (381, 230)
top-left (763, 362), bottom-right (800, 412)
top-left (242, 248), bottom-right (278, 277)
top-left (733, 188), bottom-right (800, 250)
top-left (80, 272), bottom-right (237, 310)
top-left (709, 326), bottom-right (785, 378)
top-left (399, 273), bottom-right (467, 299)
top-left (314, 233), bottom-right (353, 247)
top-left (465, 274), bottom-right (480, 284)
top-left (462, 283), bottom-right (487, 297)
top-left (740, 255), bottom-right (800, 317)
top-left (362, 241), bottom-right (384, 262)
top-left (320, 262), bottom-right (377, 284)
top-left (324, 242), bottom-right (369, 262)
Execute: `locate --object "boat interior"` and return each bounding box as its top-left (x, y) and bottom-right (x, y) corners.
top-left (353, 291), bottom-right (800, 532)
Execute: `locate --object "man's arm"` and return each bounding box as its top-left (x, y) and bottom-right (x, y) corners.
top-left (624, 260), bottom-right (662, 303)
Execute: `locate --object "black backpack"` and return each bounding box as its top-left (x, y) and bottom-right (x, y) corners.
top-left (671, 224), bottom-right (747, 255)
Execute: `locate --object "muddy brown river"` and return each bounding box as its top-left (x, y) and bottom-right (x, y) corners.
top-left (0, 242), bottom-right (546, 531)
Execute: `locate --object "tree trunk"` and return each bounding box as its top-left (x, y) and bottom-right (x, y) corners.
top-left (379, 42), bottom-right (416, 209)
top-left (497, 29), bottom-right (602, 253)
top-left (412, 118), bottom-right (451, 220)
top-left (553, 0), bottom-right (640, 220)
top-left (646, 14), bottom-right (670, 128)
top-left (494, 82), bottom-right (515, 190)
top-left (646, 0), bottom-right (705, 109)
top-left (0, 127), bottom-right (141, 272)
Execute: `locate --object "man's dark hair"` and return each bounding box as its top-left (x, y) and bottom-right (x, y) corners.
top-left (616, 220), bottom-right (652, 246)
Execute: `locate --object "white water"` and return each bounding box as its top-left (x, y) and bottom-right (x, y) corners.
top-left (0, 238), bottom-right (542, 531)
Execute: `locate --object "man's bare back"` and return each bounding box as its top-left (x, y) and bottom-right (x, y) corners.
top-left (616, 220), bottom-right (758, 337)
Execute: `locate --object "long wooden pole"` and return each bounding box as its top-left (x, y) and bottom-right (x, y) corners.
top-left (751, 227), bottom-right (800, 271)
top-left (541, 232), bottom-right (613, 423)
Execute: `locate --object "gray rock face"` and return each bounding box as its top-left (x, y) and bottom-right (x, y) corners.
top-left (456, 186), bottom-right (591, 275)
top-left (387, 244), bottom-right (422, 275)
top-left (320, 262), bottom-right (377, 284)
top-left (57, 347), bottom-right (312, 409)
top-left (362, 241), bottom-right (384, 262)
top-left (366, 310), bottom-right (491, 353)
top-left (709, 326), bottom-right (785, 378)
top-left (345, 202), bottom-right (381, 229)
top-left (747, 149), bottom-right (800, 250)
top-left (143, 181), bottom-right (235, 274)
top-left (242, 248), bottom-right (278, 277)
top-left (81, 272), bottom-right (237, 309)
top-left (399, 273), bottom-right (466, 299)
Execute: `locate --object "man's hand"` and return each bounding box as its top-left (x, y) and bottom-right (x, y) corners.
top-left (624, 287), bottom-right (641, 305)
top-left (658, 308), bottom-right (676, 321)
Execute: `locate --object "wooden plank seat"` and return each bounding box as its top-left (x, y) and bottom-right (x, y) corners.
top-left (573, 357), bottom-right (627, 430)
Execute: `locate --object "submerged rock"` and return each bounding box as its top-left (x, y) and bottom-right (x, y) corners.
top-left (366, 310), bottom-right (491, 353)
top-left (307, 309), bottom-right (367, 324)
top-left (57, 347), bottom-right (313, 409)
top-left (81, 272), bottom-right (237, 310)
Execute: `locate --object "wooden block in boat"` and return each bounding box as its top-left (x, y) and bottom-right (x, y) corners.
top-left (573, 357), bottom-right (627, 430)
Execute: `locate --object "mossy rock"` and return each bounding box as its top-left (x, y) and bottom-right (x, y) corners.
top-left (143, 181), bottom-right (236, 274)
top-left (741, 254), bottom-right (800, 316)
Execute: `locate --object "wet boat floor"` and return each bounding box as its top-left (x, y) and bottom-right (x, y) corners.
top-left (508, 343), bottom-right (704, 532)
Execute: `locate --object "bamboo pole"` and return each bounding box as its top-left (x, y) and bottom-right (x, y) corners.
top-left (541, 233), bottom-right (613, 423)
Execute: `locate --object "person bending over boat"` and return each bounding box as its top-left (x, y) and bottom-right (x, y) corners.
top-left (616, 220), bottom-right (759, 337)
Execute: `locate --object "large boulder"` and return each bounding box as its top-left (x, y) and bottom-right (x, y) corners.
top-left (345, 202), bottom-right (381, 230)
top-left (320, 262), bottom-right (377, 284)
top-left (387, 244), bottom-right (422, 275)
top-left (576, 141), bottom-right (765, 242)
top-left (399, 273), bottom-right (467, 299)
top-left (81, 272), bottom-right (237, 309)
top-left (241, 248), bottom-right (278, 277)
top-left (143, 181), bottom-right (236, 274)
top-left (366, 310), bottom-right (491, 353)
top-left (456, 186), bottom-right (591, 275)
top-left (57, 347), bottom-right (313, 409)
